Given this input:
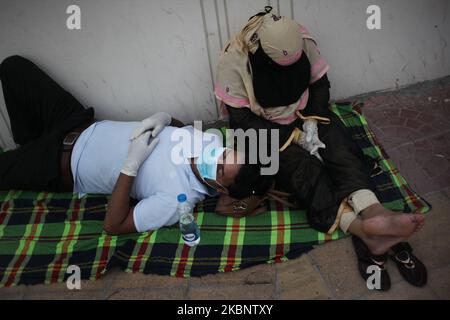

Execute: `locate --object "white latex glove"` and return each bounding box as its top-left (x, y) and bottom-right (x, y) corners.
top-left (296, 136), bottom-right (324, 162)
top-left (294, 130), bottom-right (324, 162)
top-left (302, 119), bottom-right (326, 158)
top-left (121, 131), bottom-right (160, 177)
top-left (130, 112), bottom-right (171, 140)
top-left (303, 119), bottom-right (318, 143)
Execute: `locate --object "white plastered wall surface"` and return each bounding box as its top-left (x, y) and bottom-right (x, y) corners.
top-left (0, 0), bottom-right (449, 150)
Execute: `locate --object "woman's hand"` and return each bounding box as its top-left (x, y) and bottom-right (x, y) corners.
top-left (302, 119), bottom-right (325, 160)
top-left (291, 126), bottom-right (324, 162)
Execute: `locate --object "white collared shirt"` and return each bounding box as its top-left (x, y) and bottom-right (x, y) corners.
top-left (71, 121), bottom-right (220, 232)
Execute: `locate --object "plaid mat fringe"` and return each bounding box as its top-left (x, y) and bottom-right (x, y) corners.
top-left (0, 102), bottom-right (430, 287)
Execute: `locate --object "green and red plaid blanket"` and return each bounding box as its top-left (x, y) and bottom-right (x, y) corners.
top-left (0, 102), bottom-right (430, 287)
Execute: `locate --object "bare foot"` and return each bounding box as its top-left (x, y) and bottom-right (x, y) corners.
top-left (362, 234), bottom-right (405, 255)
top-left (362, 204), bottom-right (425, 222)
top-left (361, 213), bottom-right (425, 237)
top-left (415, 213), bottom-right (426, 228)
top-left (360, 203), bottom-right (392, 219)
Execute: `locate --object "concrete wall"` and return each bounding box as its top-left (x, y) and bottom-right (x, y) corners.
top-left (0, 0), bottom-right (449, 150)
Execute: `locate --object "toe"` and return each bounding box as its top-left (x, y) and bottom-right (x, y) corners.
top-left (411, 214), bottom-right (425, 224)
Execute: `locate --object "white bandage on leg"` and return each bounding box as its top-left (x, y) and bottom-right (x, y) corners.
top-left (339, 210), bottom-right (358, 233)
top-left (348, 189), bottom-right (380, 214)
top-left (327, 198), bottom-right (357, 235)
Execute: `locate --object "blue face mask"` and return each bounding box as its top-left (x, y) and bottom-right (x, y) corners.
top-left (196, 147), bottom-right (226, 181)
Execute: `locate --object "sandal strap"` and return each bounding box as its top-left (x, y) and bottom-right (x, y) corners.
top-left (370, 257), bottom-right (387, 270)
top-left (394, 250), bottom-right (416, 269)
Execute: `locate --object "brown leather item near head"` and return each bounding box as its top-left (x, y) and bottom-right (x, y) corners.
top-left (214, 189), bottom-right (297, 218)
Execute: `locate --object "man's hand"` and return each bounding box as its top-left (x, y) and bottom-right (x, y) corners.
top-left (130, 112), bottom-right (171, 140)
top-left (121, 131), bottom-right (159, 177)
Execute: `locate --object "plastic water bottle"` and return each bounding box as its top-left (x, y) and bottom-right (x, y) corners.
top-left (177, 194), bottom-right (200, 247)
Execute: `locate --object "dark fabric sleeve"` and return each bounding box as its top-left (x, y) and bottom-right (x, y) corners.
top-left (226, 105), bottom-right (296, 147)
top-left (302, 73), bottom-right (331, 117)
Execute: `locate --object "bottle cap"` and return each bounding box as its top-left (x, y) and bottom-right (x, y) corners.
top-left (177, 194), bottom-right (187, 203)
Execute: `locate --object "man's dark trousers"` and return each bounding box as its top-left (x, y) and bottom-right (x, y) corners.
top-left (0, 55), bottom-right (94, 192)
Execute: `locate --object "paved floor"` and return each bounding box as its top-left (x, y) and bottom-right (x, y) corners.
top-left (1, 77), bottom-right (449, 300)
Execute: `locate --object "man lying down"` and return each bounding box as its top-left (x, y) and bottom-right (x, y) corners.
top-left (0, 55), bottom-right (271, 235)
top-left (67, 117), bottom-right (260, 235)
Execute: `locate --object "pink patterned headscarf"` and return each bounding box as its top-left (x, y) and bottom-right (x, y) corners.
top-left (215, 11), bottom-right (330, 124)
